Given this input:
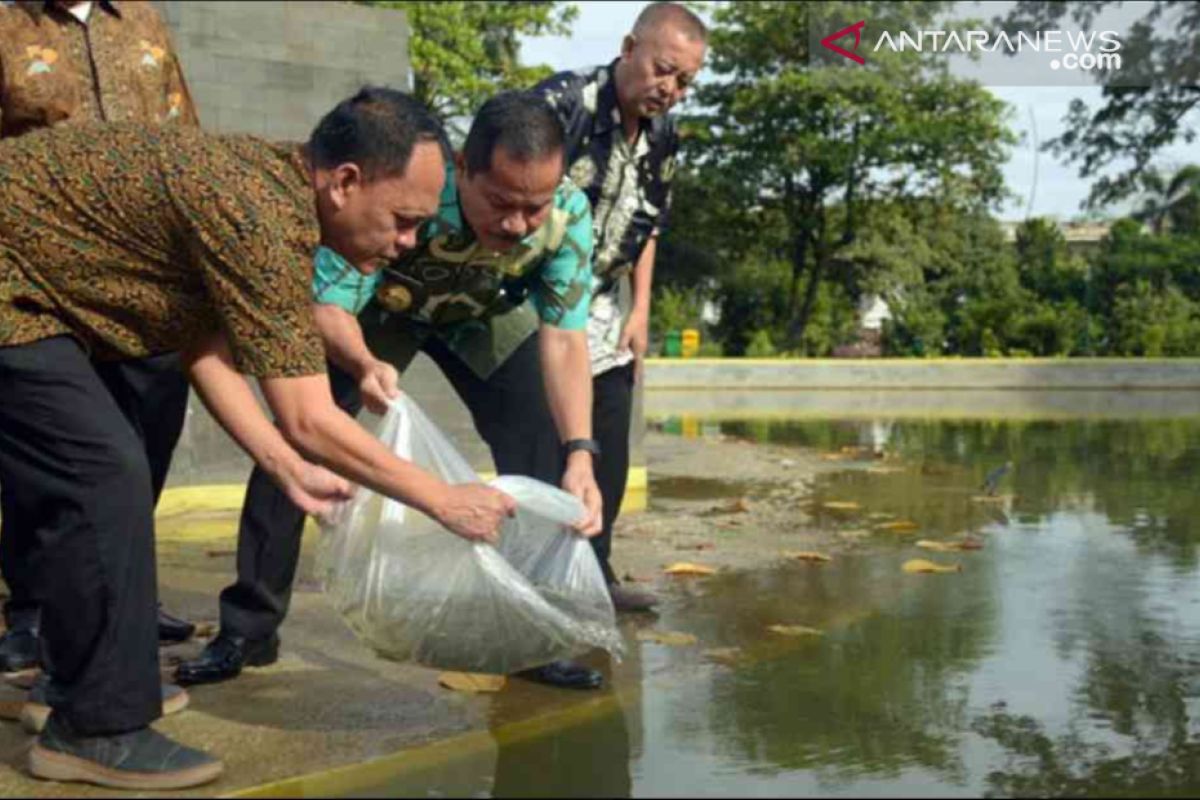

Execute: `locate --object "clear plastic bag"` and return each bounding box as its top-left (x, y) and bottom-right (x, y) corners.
top-left (317, 395), bottom-right (623, 675)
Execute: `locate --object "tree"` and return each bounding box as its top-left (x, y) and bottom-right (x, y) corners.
top-left (682, 1), bottom-right (1016, 350)
top-left (1084, 217), bottom-right (1200, 354)
top-left (997, 2), bottom-right (1200, 209)
top-left (1132, 164), bottom-right (1200, 235)
top-left (362, 2), bottom-right (578, 136)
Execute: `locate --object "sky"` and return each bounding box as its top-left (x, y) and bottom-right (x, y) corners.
top-left (518, 1), bottom-right (1197, 222)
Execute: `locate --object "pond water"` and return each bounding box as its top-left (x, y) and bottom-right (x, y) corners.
top-left (344, 413), bottom-right (1200, 798)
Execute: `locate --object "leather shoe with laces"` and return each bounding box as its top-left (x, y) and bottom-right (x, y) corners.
top-left (516, 659), bottom-right (603, 690)
top-left (173, 631), bottom-right (279, 686)
top-left (157, 605), bottom-right (196, 643)
top-left (29, 712), bottom-right (222, 790)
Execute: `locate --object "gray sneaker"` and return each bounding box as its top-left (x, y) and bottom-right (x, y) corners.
top-left (21, 676), bottom-right (189, 734)
top-left (28, 712), bottom-right (222, 790)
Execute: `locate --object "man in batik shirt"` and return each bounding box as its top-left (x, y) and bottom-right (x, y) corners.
top-left (534, 2), bottom-right (707, 611)
top-left (0, 87), bottom-right (515, 789)
top-left (0, 0), bottom-right (201, 672)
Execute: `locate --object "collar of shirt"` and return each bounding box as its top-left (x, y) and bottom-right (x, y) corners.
top-left (30, 0), bottom-right (119, 21)
top-left (590, 58), bottom-right (658, 146)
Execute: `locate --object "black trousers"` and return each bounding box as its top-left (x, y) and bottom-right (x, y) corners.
top-left (0, 351), bottom-right (188, 627)
top-left (591, 363), bottom-right (635, 585)
top-left (219, 334), bottom-right (565, 639)
top-left (0, 337), bottom-right (163, 734)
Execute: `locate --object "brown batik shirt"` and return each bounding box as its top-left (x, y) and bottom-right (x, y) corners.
top-left (0, 121), bottom-right (326, 378)
top-left (0, 0), bottom-right (198, 138)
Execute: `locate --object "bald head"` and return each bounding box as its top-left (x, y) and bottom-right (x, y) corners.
top-left (632, 2), bottom-right (708, 43)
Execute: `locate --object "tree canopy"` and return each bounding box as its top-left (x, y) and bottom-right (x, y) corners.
top-left (362, 1), bottom-right (578, 137)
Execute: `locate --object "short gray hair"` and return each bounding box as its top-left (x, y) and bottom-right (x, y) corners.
top-left (632, 2), bottom-right (707, 42)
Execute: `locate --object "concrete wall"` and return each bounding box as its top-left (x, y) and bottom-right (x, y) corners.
top-left (643, 388), bottom-right (1200, 421)
top-left (645, 358), bottom-right (1200, 390)
top-left (155, 0), bottom-right (410, 140)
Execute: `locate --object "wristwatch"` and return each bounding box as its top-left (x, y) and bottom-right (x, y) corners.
top-left (564, 438), bottom-right (602, 460)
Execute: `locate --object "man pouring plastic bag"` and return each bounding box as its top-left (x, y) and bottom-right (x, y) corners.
top-left (320, 395), bottom-right (623, 677)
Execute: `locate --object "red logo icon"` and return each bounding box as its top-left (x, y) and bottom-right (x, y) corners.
top-left (821, 20), bottom-right (867, 64)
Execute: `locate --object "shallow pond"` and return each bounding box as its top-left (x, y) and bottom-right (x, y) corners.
top-left (344, 414), bottom-right (1200, 797)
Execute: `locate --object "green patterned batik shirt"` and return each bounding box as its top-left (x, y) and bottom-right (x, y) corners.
top-left (313, 161), bottom-right (594, 380)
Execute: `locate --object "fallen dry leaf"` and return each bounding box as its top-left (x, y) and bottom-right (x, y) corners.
top-left (822, 501), bottom-right (861, 511)
top-left (837, 529), bottom-right (872, 541)
top-left (637, 630), bottom-right (698, 647)
top-left (783, 550), bottom-right (832, 563)
top-left (768, 624), bottom-right (824, 637)
top-left (820, 452), bottom-right (848, 462)
top-left (703, 647), bottom-right (743, 665)
top-left (917, 539), bottom-right (984, 553)
top-left (664, 562), bottom-right (717, 576)
top-left (902, 558), bottom-right (962, 574)
top-left (438, 672), bottom-right (506, 693)
top-left (876, 520), bottom-right (920, 533)
top-left (676, 542), bottom-right (715, 551)
top-left (622, 572), bottom-right (655, 584)
top-left (971, 494), bottom-right (1014, 504)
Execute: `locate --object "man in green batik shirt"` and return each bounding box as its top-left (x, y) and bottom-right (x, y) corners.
top-left (179, 92), bottom-right (609, 691)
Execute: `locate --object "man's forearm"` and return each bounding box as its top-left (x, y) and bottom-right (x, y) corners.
top-left (259, 371), bottom-right (453, 518)
top-left (182, 334), bottom-right (313, 486)
top-left (313, 303), bottom-right (376, 377)
top-left (538, 327), bottom-right (593, 443)
top-left (186, 330), bottom-right (450, 518)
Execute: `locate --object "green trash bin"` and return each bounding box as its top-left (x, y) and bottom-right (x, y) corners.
top-left (663, 330), bottom-right (682, 357)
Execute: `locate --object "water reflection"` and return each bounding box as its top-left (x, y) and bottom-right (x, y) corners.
top-left (346, 414), bottom-right (1200, 797)
top-left (677, 560), bottom-right (995, 786)
top-left (639, 415), bottom-right (1200, 795)
top-left (491, 700), bottom-right (633, 798)
top-left (693, 416), bottom-right (1200, 566)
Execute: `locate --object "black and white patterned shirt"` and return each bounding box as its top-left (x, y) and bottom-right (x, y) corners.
top-left (535, 59), bottom-right (680, 375)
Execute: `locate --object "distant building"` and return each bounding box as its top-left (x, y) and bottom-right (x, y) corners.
top-left (832, 294), bottom-right (890, 358)
top-left (859, 294), bottom-right (891, 331)
top-left (999, 219), bottom-right (1127, 248)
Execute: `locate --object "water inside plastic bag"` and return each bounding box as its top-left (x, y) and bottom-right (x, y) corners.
top-left (318, 396), bottom-right (623, 674)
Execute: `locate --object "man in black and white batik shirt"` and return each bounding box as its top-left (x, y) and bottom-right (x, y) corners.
top-left (535, 1), bottom-right (707, 613)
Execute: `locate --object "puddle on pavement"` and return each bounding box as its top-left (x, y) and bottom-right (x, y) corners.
top-left (336, 413), bottom-right (1200, 797)
top-left (648, 475), bottom-right (755, 503)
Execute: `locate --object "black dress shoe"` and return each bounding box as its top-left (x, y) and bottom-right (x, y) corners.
top-left (516, 660), bottom-right (603, 690)
top-left (174, 631), bottom-right (279, 686)
top-left (609, 583), bottom-right (659, 613)
top-left (157, 605), bottom-right (196, 644)
top-left (0, 626), bottom-right (39, 673)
